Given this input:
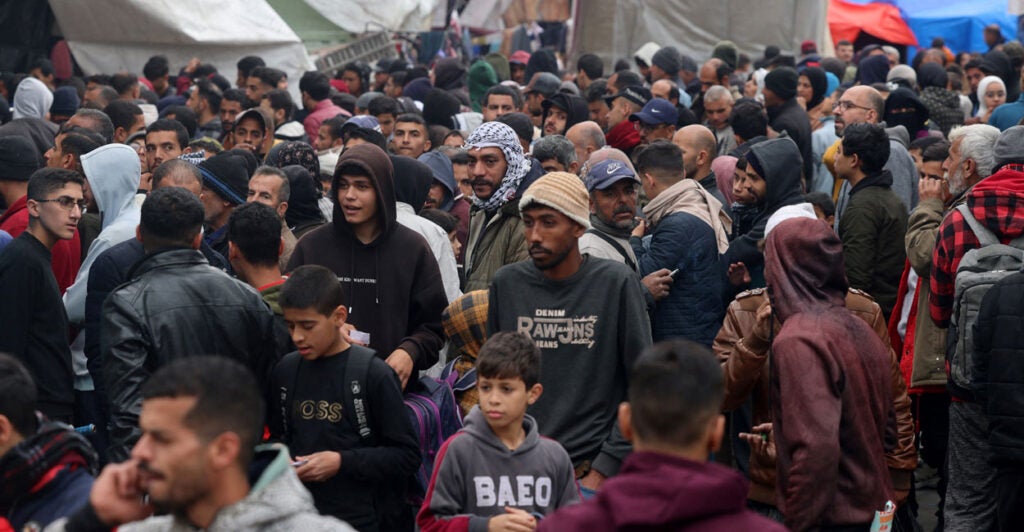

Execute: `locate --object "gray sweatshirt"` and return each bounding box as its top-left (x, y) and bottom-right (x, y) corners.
top-left (416, 407), bottom-right (580, 531)
top-left (487, 256), bottom-right (652, 476)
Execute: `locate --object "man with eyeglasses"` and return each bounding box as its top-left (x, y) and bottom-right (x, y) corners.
top-left (0, 168), bottom-right (86, 424)
top-left (829, 85), bottom-right (919, 229)
top-left (629, 98), bottom-right (678, 145)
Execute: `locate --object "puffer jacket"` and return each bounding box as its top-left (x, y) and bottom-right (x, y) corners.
top-left (101, 249), bottom-right (278, 462)
top-left (715, 287), bottom-right (916, 506)
top-left (46, 445), bottom-right (354, 532)
top-left (464, 199), bottom-right (528, 292)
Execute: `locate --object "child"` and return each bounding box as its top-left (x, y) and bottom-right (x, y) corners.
top-left (268, 265), bottom-right (420, 532)
top-left (417, 332), bottom-right (579, 531)
top-left (730, 156), bottom-right (763, 241)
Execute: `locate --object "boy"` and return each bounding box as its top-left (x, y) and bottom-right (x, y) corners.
top-left (417, 332), bottom-right (579, 531)
top-left (539, 340), bottom-right (786, 531)
top-left (268, 265), bottom-right (420, 532)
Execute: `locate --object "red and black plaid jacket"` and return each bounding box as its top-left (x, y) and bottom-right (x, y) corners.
top-left (929, 165), bottom-right (1024, 328)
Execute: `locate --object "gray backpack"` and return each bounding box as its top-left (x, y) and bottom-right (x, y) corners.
top-left (949, 204), bottom-right (1024, 390)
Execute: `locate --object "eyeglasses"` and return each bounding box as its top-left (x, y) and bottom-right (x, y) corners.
top-left (634, 121), bottom-right (669, 133)
top-left (36, 196), bottom-right (87, 213)
top-left (832, 100), bottom-right (873, 112)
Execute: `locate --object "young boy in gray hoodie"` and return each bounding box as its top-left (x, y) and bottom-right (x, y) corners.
top-left (416, 332), bottom-right (580, 531)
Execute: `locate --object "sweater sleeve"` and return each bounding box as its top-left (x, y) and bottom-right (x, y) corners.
top-left (101, 291), bottom-right (151, 463)
top-left (838, 202), bottom-right (879, 293)
top-left (396, 244), bottom-right (447, 370)
top-left (338, 359), bottom-right (421, 482)
top-left (773, 333), bottom-right (842, 532)
top-left (416, 436), bottom-right (473, 532)
top-left (904, 198), bottom-right (944, 277)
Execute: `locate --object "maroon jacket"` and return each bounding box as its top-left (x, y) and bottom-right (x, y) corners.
top-left (765, 218), bottom-right (895, 531)
top-left (538, 451), bottom-right (785, 532)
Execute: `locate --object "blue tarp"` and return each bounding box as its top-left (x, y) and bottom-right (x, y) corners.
top-left (846, 0), bottom-right (1018, 56)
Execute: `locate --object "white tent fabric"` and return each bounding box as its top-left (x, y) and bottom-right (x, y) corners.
top-left (304, 0), bottom-right (440, 33)
top-left (48, 0), bottom-right (314, 100)
top-left (571, 0), bottom-right (830, 69)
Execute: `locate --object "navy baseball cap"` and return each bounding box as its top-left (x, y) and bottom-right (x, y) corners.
top-left (585, 158), bottom-right (640, 192)
top-left (629, 98), bottom-right (678, 126)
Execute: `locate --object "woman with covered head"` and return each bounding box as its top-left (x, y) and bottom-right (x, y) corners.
top-left (976, 75), bottom-right (1007, 124)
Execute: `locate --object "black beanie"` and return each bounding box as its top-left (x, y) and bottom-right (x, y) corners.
top-left (0, 136), bottom-right (41, 182)
top-left (198, 153), bottom-right (249, 205)
top-left (652, 46), bottom-right (682, 74)
top-left (422, 88), bottom-right (462, 128)
top-left (765, 67), bottom-right (798, 101)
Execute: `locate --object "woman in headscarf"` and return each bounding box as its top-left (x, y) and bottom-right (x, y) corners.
top-left (797, 66), bottom-right (830, 131)
top-left (282, 165), bottom-right (326, 239)
top-left (975, 75), bottom-right (1007, 124)
top-left (856, 54), bottom-right (891, 86)
top-left (918, 62), bottom-right (964, 136)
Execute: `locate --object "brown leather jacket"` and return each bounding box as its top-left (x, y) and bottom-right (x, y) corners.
top-left (714, 287), bottom-right (917, 506)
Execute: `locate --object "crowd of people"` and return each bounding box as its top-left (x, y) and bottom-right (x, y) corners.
top-left (1, 21), bottom-right (1023, 532)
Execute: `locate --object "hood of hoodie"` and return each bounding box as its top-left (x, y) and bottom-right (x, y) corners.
top-left (592, 451), bottom-right (753, 528)
top-left (469, 61), bottom-right (499, 112)
top-left (461, 406), bottom-right (540, 454)
top-left (966, 167), bottom-right (1024, 241)
top-left (419, 151), bottom-right (457, 211)
top-left (332, 143), bottom-right (396, 244)
top-left (525, 49), bottom-right (559, 82)
top-left (857, 55), bottom-right (890, 85)
top-left (390, 155), bottom-right (433, 213)
top-left (434, 58), bottom-right (467, 91)
top-left (12, 77), bottom-right (52, 120)
top-left (541, 93), bottom-right (589, 136)
top-left (80, 143), bottom-right (142, 230)
top-left (764, 217), bottom-right (848, 323)
top-left (747, 137), bottom-right (804, 214)
top-left (283, 165), bottom-right (326, 229)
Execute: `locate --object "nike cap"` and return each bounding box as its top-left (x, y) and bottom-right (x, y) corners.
top-left (629, 98), bottom-right (678, 126)
top-left (584, 158), bottom-right (641, 192)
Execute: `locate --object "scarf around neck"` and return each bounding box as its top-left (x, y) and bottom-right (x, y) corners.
top-left (644, 178), bottom-right (732, 253)
top-left (465, 122), bottom-right (531, 213)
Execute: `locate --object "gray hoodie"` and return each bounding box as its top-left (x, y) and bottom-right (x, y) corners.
top-left (417, 407), bottom-right (580, 531)
top-left (46, 445), bottom-right (354, 532)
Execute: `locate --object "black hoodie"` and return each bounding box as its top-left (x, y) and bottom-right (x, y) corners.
top-left (540, 93), bottom-right (590, 136)
top-left (286, 144), bottom-right (447, 370)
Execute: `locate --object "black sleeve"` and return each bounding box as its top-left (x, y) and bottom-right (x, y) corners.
top-left (84, 251), bottom-right (125, 414)
top-left (338, 358), bottom-right (421, 482)
top-left (0, 261), bottom-right (34, 358)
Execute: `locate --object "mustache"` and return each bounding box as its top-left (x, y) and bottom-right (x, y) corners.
top-left (529, 244), bottom-right (550, 254)
top-left (471, 179), bottom-right (493, 188)
top-left (613, 205), bottom-right (634, 216)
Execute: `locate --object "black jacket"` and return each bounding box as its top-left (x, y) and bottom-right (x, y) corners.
top-left (974, 271), bottom-right (1024, 465)
top-left (101, 248), bottom-right (277, 462)
top-left (766, 98), bottom-right (813, 189)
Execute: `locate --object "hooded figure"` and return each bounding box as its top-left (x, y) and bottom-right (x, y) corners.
top-left (12, 77), bottom-right (53, 120)
top-left (918, 62), bottom-right (963, 136)
top-left (884, 87), bottom-right (930, 139)
top-left (977, 75), bottom-right (1007, 119)
top-left (483, 53), bottom-right (511, 82)
top-left (468, 60), bottom-right (498, 113)
top-left (802, 67), bottom-right (828, 110)
top-left (724, 137), bottom-right (805, 288)
top-left (64, 144), bottom-right (143, 324)
top-left (764, 218), bottom-right (895, 531)
top-left (540, 93), bottom-right (589, 137)
top-left (286, 143), bottom-right (447, 372)
top-left (403, 77), bottom-right (433, 103)
top-left (282, 165), bottom-right (326, 239)
top-left (433, 58), bottom-right (470, 107)
top-left (420, 150), bottom-right (469, 262)
top-left (391, 155), bottom-right (461, 303)
top-left (856, 55), bottom-right (891, 86)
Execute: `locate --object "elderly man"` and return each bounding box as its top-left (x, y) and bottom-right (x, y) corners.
top-left (704, 85), bottom-right (736, 156)
top-left (565, 121), bottom-right (606, 175)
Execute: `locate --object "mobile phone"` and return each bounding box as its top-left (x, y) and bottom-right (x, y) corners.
top-left (291, 459), bottom-right (308, 467)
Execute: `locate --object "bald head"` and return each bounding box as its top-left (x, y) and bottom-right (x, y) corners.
top-left (672, 125), bottom-right (717, 180)
top-left (834, 85), bottom-right (884, 136)
top-left (566, 121), bottom-right (606, 175)
top-left (651, 79), bottom-right (677, 104)
top-left (152, 159), bottom-right (203, 197)
top-left (699, 58), bottom-right (727, 94)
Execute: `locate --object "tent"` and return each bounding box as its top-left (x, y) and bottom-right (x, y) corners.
top-left (829, 0), bottom-right (917, 47)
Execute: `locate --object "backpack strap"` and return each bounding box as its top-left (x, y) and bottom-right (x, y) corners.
top-left (343, 348), bottom-right (376, 445)
top-left (956, 204), bottom-right (999, 247)
top-left (585, 228), bottom-right (638, 271)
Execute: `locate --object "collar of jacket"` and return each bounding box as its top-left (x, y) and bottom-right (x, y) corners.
top-left (849, 169), bottom-right (894, 195)
top-left (128, 248), bottom-right (208, 280)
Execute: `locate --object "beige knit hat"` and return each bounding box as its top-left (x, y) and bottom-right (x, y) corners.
top-left (519, 171), bottom-right (591, 229)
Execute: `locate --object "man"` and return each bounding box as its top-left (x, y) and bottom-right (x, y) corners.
top-left (628, 98), bottom-right (677, 145)
top-left (247, 165), bottom-right (296, 271)
top-left (109, 73), bottom-right (141, 103)
top-left (576, 53), bottom-right (603, 92)
top-left (233, 108), bottom-right (272, 159)
top-left (0, 168), bottom-right (84, 423)
top-left (197, 152), bottom-right (250, 259)
top-left (762, 67), bottom-right (814, 189)
top-left (533, 135), bottom-right (579, 174)
top-left (523, 72), bottom-right (561, 127)
top-left (831, 85), bottom-right (919, 222)
top-left (219, 88), bottom-right (245, 144)
top-left (236, 55), bottom-right (265, 89)
top-left (704, 85), bottom-right (736, 156)
top-left (0, 354), bottom-right (96, 531)
top-left (578, 157), bottom-right (673, 301)
top-left (144, 119), bottom-right (190, 173)
top-left (286, 143), bottom-right (447, 387)
top-left (728, 102), bottom-right (768, 157)
top-left (301, 71), bottom-right (349, 142)
top-left (539, 341), bottom-right (785, 531)
top-left (984, 23), bottom-right (1006, 51)
top-left (565, 121), bottom-right (605, 174)
top-left (541, 93), bottom-right (589, 137)
top-left (103, 100), bottom-right (145, 144)
top-left (260, 89), bottom-right (306, 143)
top-left (50, 357), bottom-right (351, 531)
top-left (488, 171), bottom-right (652, 495)
top-left (692, 58), bottom-right (733, 122)
top-left (761, 217), bottom-right (895, 531)
top-left (509, 50), bottom-right (530, 85)
top-left (420, 150), bottom-right (469, 262)
top-left (143, 55), bottom-right (173, 98)
top-left (245, 66), bottom-right (285, 107)
top-left (64, 108), bottom-right (115, 146)
top-left (649, 46), bottom-right (681, 85)
top-left (463, 122), bottom-right (533, 291)
top-left (583, 81), bottom-right (611, 130)
top-left (481, 85), bottom-right (521, 123)
top-left (604, 86), bottom-right (647, 156)
top-left (186, 78), bottom-right (223, 141)
top-left (226, 202), bottom-right (292, 357)
top-left (367, 96), bottom-right (400, 137)
top-left (929, 126), bottom-right (1024, 531)
top-left (316, 115), bottom-right (346, 179)
top-left (833, 123), bottom-right (907, 321)
top-left (836, 40), bottom-right (855, 64)
top-left (101, 188), bottom-right (277, 462)
top-left (392, 113), bottom-right (431, 159)
top-left (630, 141), bottom-right (730, 345)
top-left (0, 138), bottom-right (82, 295)
top-left (673, 124), bottom-right (732, 216)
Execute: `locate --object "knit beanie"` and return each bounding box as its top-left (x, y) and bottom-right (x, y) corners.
top-left (50, 86), bottom-right (80, 116)
top-left (652, 46), bottom-right (682, 74)
top-left (993, 125), bottom-right (1024, 167)
top-left (764, 67), bottom-right (798, 100)
top-left (519, 171), bottom-right (591, 229)
top-left (712, 40), bottom-right (739, 70)
top-left (198, 153), bottom-right (249, 205)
